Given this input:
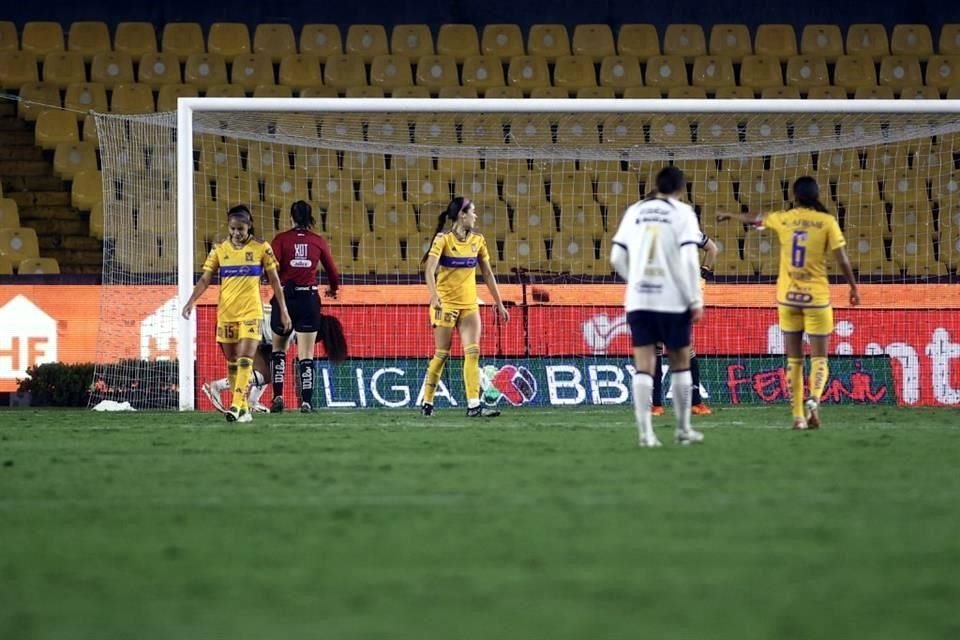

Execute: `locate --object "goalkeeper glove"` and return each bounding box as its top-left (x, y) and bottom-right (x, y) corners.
top-left (700, 265), bottom-right (714, 281)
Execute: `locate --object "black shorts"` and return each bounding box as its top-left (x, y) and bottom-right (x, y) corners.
top-left (627, 309), bottom-right (692, 352)
top-left (272, 286), bottom-right (322, 336)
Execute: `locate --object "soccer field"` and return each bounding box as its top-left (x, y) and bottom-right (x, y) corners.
top-left (2, 406), bottom-right (959, 640)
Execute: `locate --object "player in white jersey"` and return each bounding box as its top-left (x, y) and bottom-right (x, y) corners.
top-left (610, 166), bottom-right (705, 448)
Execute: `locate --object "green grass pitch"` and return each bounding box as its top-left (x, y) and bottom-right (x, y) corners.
top-left (2, 405), bottom-right (959, 640)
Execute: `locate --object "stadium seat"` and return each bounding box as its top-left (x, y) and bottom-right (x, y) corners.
top-left (785, 56), bottom-right (829, 90)
top-left (739, 171), bottom-right (786, 209)
top-left (452, 171), bottom-right (497, 203)
top-left (406, 171), bottom-right (447, 207)
top-left (889, 201), bottom-right (935, 237)
top-left (184, 53), bottom-right (228, 90)
top-left (390, 85), bottom-right (431, 98)
top-left (481, 24), bottom-right (525, 62)
top-left (769, 152), bottom-right (814, 181)
top-left (411, 115), bottom-right (455, 144)
top-left (502, 172), bottom-right (547, 207)
top-left (0, 198), bottom-right (20, 229)
top-left (345, 24), bottom-right (389, 62)
top-left (713, 85), bottom-right (756, 99)
top-left (114, 22), bottom-right (157, 58)
top-left (21, 22), bottom-right (64, 59)
top-left (436, 24), bottom-right (480, 63)
top-left (800, 25), bottom-right (844, 62)
top-left (898, 85), bottom-right (941, 99)
top-left (0, 227), bottom-right (40, 263)
top-left (883, 170), bottom-right (927, 205)
top-left (941, 224), bottom-right (960, 270)
top-left (601, 114), bottom-right (644, 145)
top-left (836, 171), bottom-right (882, 205)
top-left (879, 56), bottom-right (923, 92)
top-left (415, 55), bottom-right (458, 93)
top-left (369, 55), bottom-right (413, 91)
top-left (300, 25), bottom-right (342, 61)
top-left (157, 83), bottom-right (199, 111)
top-left (53, 141), bottom-right (97, 179)
top-left (549, 170), bottom-right (593, 207)
top-left (67, 22), bottom-right (111, 62)
top-left (514, 205), bottom-right (556, 238)
top-left (939, 25), bottom-right (960, 55)
top-left (577, 87), bottom-right (616, 98)
top-left (501, 234), bottom-right (549, 271)
top-left (208, 23), bottom-right (251, 60)
top-left (559, 202), bottom-right (604, 236)
top-left (648, 115), bottom-right (692, 145)
top-left (41, 51), bottom-right (86, 89)
top-left (388, 25), bottom-right (432, 60)
top-left (507, 55), bottom-right (551, 95)
top-left (596, 171), bottom-right (640, 209)
top-left (550, 233), bottom-right (598, 273)
top-left (857, 85), bottom-right (897, 99)
top-left (206, 83), bottom-right (247, 97)
top-left (833, 55), bottom-right (878, 91)
top-left (892, 232), bottom-right (937, 272)
top-left (346, 85), bottom-right (385, 98)
top-left (817, 148), bottom-right (860, 181)
top-left (372, 202), bottom-right (419, 236)
top-left (663, 24), bottom-right (706, 62)
top-left (0, 21), bottom-right (17, 53)
top-left (18, 257), bottom-right (60, 275)
top-left (754, 24), bottom-right (797, 61)
top-left (528, 87), bottom-right (567, 98)
top-left (644, 55), bottom-right (688, 92)
top-left (162, 23), bottom-right (205, 62)
top-left (461, 55), bottom-right (505, 95)
top-left (598, 55), bottom-right (642, 95)
top-left (760, 86), bottom-right (801, 99)
top-left (35, 109), bottom-right (79, 149)
top-left (925, 55), bottom-right (960, 93)
top-left (572, 24), bottom-right (616, 62)
top-left (553, 55), bottom-right (597, 94)
top-left (230, 53), bottom-right (275, 91)
top-left (694, 115), bottom-right (738, 144)
top-left (740, 55), bottom-right (784, 92)
top-left (81, 114), bottom-right (98, 144)
top-left (90, 51), bottom-right (135, 88)
top-left (482, 86), bottom-right (522, 99)
top-left (324, 54), bottom-right (367, 91)
top-left (527, 24), bottom-right (571, 62)
top-left (708, 24), bottom-right (752, 63)
top-left (17, 82), bottom-right (61, 121)
top-left (279, 54), bottom-right (324, 91)
top-left (0, 51), bottom-right (39, 89)
top-left (137, 52), bottom-right (182, 88)
top-left (0, 256), bottom-right (12, 275)
top-left (691, 55), bottom-right (736, 91)
top-left (806, 85), bottom-right (849, 99)
top-left (461, 114), bottom-right (505, 145)
top-left (110, 82), bottom-right (155, 113)
top-left (617, 24), bottom-right (660, 61)
top-left (891, 24), bottom-right (934, 59)
top-left (931, 170), bottom-right (960, 203)
top-left (744, 231), bottom-right (779, 272)
top-left (846, 24), bottom-right (890, 61)
top-left (691, 172), bottom-right (737, 208)
top-left (254, 24), bottom-right (296, 63)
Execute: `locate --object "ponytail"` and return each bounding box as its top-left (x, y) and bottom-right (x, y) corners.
top-left (318, 314), bottom-right (348, 364)
top-left (420, 196), bottom-right (470, 265)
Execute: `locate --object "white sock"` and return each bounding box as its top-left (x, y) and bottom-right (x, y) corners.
top-left (248, 382), bottom-right (266, 406)
top-left (672, 370), bottom-right (693, 434)
top-left (632, 373), bottom-right (653, 440)
top-left (467, 399), bottom-right (480, 409)
top-left (211, 377), bottom-right (228, 393)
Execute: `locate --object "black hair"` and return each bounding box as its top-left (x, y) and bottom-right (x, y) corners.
top-left (227, 204), bottom-right (255, 238)
top-left (655, 166), bottom-right (685, 196)
top-left (792, 176), bottom-right (830, 213)
top-left (318, 314), bottom-right (348, 364)
top-left (290, 200), bottom-right (315, 229)
top-left (420, 196), bottom-right (472, 265)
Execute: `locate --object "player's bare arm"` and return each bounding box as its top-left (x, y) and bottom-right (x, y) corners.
top-left (424, 253), bottom-right (441, 309)
top-left (181, 270), bottom-right (214, 319)
top-left (833, 246), bottom-right (861, 306)
top-left (479, 258), bottom-right (509, 322)
top-left (716, 210), bottom-right (764, 225)
top-left (701, 238), bottom-right (719, 271)
top-left (267, 268), bottom-right (293, 333)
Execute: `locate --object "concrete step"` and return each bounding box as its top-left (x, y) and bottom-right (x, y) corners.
top-left (0, 103), bottom-right (17, 117)
top-left (0, 130), bottom-right (38, 145)
top-left (37, 234), bottom-right (101, 251)
top-left (46, 249), bottom-right (103, 268)
top-left (3, 191), bottom-right (72, 207)
top-left (0, 116), bottom-right (30, 131)
top-left (0, 160), bottom-right (53, 176)
top-left (0, 146), bottom-right (45, 160)
top-left (20, 206), bottom-right (82, 221)
top-left (34, 219), bottom-right (90, 235)
top-left (3, 175), bottom-right (66, 191)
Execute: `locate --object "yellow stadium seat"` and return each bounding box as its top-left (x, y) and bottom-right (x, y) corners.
top-left (648, 115), bottom-right (692, 145)
top-left (137, 52), bottom-right (182, 88)
top-left (770, 152), bottom-right (815, 182)
top-left (184, 53), bottom-right (228, 89)
top-left (713, 85), bottom-right (757, 99)
top-left (785, 55), bottom-right (829, 89)
top-left (17, 82), bottom-right (60, 121)
top-left (617, 24), bottom-right (660, 61)
top-left (708, 24), bottom-right (752, 62)
top-left (481, 24), bottom-right (525, 63)
top-left (505, 116), bottom-right (550, 146)
top-left (899, 85), bottom-right (941, 99)
top-left (572, 24), bottom-right (615, 62)
top-left (300, 25), bottom-right (342, 61)
top-left (18, 257), bottom-right (59, 275)
top-left (0, 21), bottom-right (17, 53)
top-left (644, 55), bottom-right (688, 92)
top-left (555, 115), bottom-right (599, 145)
top-left (313, 171), bottom-right (354, 208)
top-left (199, 142), bottom-right (243, 175)
top-left (577, 86), bottom-right (615, 98)
top-left (345, 24), bottom-right (389, 62)
top-left (162, 23), bottom-right (205, 62)
top-left (370, 55), bottom-right (413, 91)
top-left (390, 85), bottom-right (431, 98)
top-left (691, 172), bottom-right (737, 207)
top-left (596, 171), bottom-right (640, 209)
top-left (230, 54), bottom-right (275, 91)
top-left (372, 202), bottom-right (419, 236)
top-left (461, 114), bottom-right (505, 145)
top-left (600, 114), bottom-right (644, 145)
top-left (925, 55), bottom-right (960, 92)
top-left (883, 170), bottom-right (927, 205)
top-left (550, 170), bottom-right (593, 206)
top-left (206, 84), bottom-right (247, 97)
top-left (559, 201), bottom-right (604, 235)
top-left (598, 55), bottom-right (642, 95)
top-left (411, 115), bottom-right (455, 144)
top-left (279, 54), bottom-right (324, 91)
top-left (0, 198), bottom-right (20, 228)
top-left (754, 24), bottom-right (797, 61)
top-left (346, 85), bottom-right (384, 98)
top-left (892, 232), bottom-right (937, 272)
top-left (89, 51), bottom-right (137, 91)
top-left (436, 86), bottom-right (476, 98)
top-left (939, 25), bottom-right (960, 55)
top-left (889, 201), bottom-right (934, 237)
top-left (836, 171), bottom-right (881, 205)
top-left (0, 257), bottom-right (10, 274)
top-left (263, 173), bottom-right (308, 207)
top-left (254, 24), bottom-right (296, 63)
top-left (483, 86), bottom-right (523, 99)
top-left (739, 171), bottom-right (785, 209)
top-left (528, 24), bottom-right (571, 62)
top-left (663, 24), bottom-right (706, 62)
top-left (67, 22), bottom-right (110, 62)
top-left (157, 83), bottom-right (198, 111)
top-left (800, 25), bottom-right (844, 63)
top-left (834, 55), bottom-right (877, 91)
top-left (53, 141), bottom-right (97, 178)
top-left (846, 24), bottom-right (889, 61)
top-left (694, 116), bottom-right (738, 145)
top-left (761, 86), bottom-right (801, 99)
top-left (110, 82), bottom-right (155, 113)
top-left (254, 84), bottom-right (293, 97)
top-left (208, 23), bottom-right (250, 60)
top-left (436, 24), bottom-right (480, 63)
top-left (672, 87), bottom-right (710, 99)
top-left (806, 85), bottom-right (848, 99)
top-left (817, 148), bottom-right (860, 181)
top-left (35, 109), bottom-right (79, 149)
top-left (81, 114), bottom-right (98, 144)
top-left (414, 55), bottom-right (458, 92)
top-left (390, 25), bottom-right (433, 60)
top-left (114, 22), bottom-right (157, 58)
top-left (740, 55), bottom-right (784, 92)
top-left (691, 55), bottom-right (735, 91)
top-left (553, 55), bottom-right (597, 93)
top-left (550, 233), bottom-right (599, 273)
top-left (891, 24), bottom-right (933, 59)
top-left (528, 87), bottom-right (565, 98)
top-left (502, 172), bottom-right (547, 207)
top-left (42, 51), bottom-right (86, 88)
top-left (931, 171), bottom-right (960, 203)
top-left (22, 22), bottom-right (64, 58)
top-left (88, 202), bottom-right (104, 240)
top-left (406, 171), bottom-right (447, 207)
top-left (0, 228), bottom-right (40, 263)
top-left (744, 231), bottom-right (779, 272)
top-left (941, 225), bottom-right (960, 270)
top-left (453, 171), bottom-right (498, 203)
top-left (879, 56), bottom-right (923, 92)
top-left (507, 55), bottom-right (551, 95)
top-left (514, 205), bottom-right (555, 238)
top-left (324, 54), bottom-right (367, 91)
top-left (0, 51), bottom-right (39, 89)
top-left (461, 55), bottom-right (505, 95)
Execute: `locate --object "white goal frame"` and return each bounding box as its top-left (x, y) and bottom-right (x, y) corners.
top-left (175, 97), bottom-right (960, 410)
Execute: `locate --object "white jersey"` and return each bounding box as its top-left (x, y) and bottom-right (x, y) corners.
top-left (611, 196), bottom-right (704, 313)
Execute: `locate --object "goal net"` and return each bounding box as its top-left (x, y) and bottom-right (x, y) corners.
top-left (90, 99), bottom-right (960, 411)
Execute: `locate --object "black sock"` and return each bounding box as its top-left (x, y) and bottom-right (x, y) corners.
top-left (299, 358), bottom-right (314, 405)
top-left (652, 354), bottom-right (663, 407)
top-left (271, 351), bottom-right (285, 397)
top-left (691, 356), bottom-right (702, 405)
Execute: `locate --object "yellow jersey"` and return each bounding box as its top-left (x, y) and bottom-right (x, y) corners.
top-left (428, 231), bottom-right (490, 309)
top-left (763, 207), bottom-right (846, 308)
top-left (202, 238), bottom-right (279, 322)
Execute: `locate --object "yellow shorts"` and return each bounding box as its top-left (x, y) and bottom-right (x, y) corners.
top-left (778, 305), bottom-right (834, 336)
top-left (216, 318), bottom-right (261, 343)
top-left (429, 304), bottom-right (479, 329)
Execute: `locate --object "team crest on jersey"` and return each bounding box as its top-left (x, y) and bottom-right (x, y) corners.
top-left (245, 251), bottom-right (254, 262)
top-left (471, 243), bottom-right (478, 252)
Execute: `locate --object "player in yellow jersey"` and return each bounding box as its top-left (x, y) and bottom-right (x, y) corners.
top-left (420, 197), bottom-right (510, 418)
top-left (719, 177), bottom-right (860, 430)
top-left (182, 205), bottom-right (292, 422)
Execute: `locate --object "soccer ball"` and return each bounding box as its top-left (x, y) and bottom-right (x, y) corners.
top-left (479, 364), bottom-right (503, 405)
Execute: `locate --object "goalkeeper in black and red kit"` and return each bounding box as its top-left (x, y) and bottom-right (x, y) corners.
top-left (269, 200), bottom-right (348, 413)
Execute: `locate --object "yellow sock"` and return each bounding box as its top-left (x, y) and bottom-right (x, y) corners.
top-left (809, 356), bottom-right (829, 404)
top-left (463, 343), bottom-right (481, 406)
top-left (787, 357), bottom-right (805, 419)
top-left (423, 349), bottom-right (449, 404)
top-left (227, 361), bottom-right (238, 395)
top-left (233, 357), bottom-right (253, 410)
